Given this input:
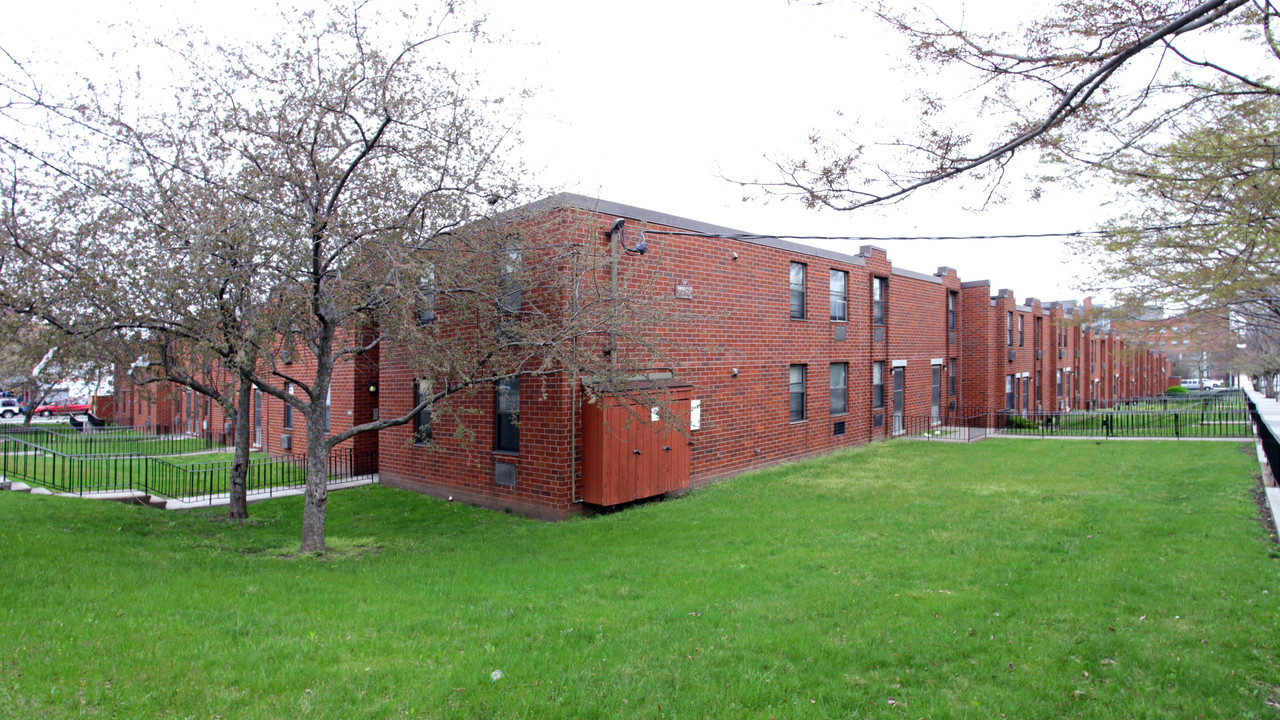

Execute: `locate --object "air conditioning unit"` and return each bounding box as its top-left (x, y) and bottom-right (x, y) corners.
top-left (280, 435), bottom-right (292, 450)
top-left (1036, 350), bottom-right (1043, 360)
top-left (1059, 348), bottom-right (1065, 359)
top-left (1008, 350), bottom-right (1017, 363)
top-left (873, 327), bottom-right (885, 343)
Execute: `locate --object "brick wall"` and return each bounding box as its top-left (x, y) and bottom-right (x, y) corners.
top-left (124, 195), bottom-right (1174, 518)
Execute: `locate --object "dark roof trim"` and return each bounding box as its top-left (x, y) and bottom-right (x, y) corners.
top-left (892, 266), bottom-right (943, 285)
top-left (532, 193), bottom-right (871, 267)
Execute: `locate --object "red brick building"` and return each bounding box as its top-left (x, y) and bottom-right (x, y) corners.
top-left (116, 194), bottom-right (1173, 518)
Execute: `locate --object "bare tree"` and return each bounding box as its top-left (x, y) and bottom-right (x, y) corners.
top-left (743, 0), bottom-right (1268, 210)
top-left (2, 2), bottom-right (685, 554)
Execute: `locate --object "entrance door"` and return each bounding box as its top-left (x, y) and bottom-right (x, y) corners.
top-left (892, 367), bottom-right (905, 435)
top-left (930, 365), bottom-right (941, 424)
top-left (254, 389), bottom-right (262, 447)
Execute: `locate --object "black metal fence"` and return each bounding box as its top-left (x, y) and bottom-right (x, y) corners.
top-left (0, 424), bottom-right (226, 457)
top-left (894, 391), bottom-right (1252, 442)
top-left (894, 414), bottom-right (990, 443)
top-left (0, 431), bottom-right (376, 505)
top-left (993, 407), bottom-right (1251, 439)
top-left (1246, 392), bottom-right (1280, 481)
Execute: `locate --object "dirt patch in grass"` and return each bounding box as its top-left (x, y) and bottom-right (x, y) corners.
top-left (258, 537), bottom-right (384, 561)
top-left (1253, 478), bottom-right (1279, 548)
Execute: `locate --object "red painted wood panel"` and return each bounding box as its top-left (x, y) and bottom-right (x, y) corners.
top-left (581, 389), bottom-right (692, 506)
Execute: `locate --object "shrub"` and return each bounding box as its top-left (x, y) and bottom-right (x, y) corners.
top-left (1166, 385), bottom-right (1190, 395)
top-left (1007, 415), bottom-right (1039, 430)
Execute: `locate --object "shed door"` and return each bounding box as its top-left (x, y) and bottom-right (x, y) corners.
top-left (582, 389), bottom-right (692, 506)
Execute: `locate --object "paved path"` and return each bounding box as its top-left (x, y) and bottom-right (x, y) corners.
top-left (1242, 382), bottom-right (1280, 539)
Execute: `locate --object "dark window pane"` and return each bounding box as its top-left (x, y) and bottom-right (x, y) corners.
top-left (496, 378), bottom-right (520, 452)
top-left (790, 263), bottom-right (806, 319)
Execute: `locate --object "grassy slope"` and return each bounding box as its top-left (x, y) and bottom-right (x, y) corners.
top-left (0, 439), bottom-right (1276, 719)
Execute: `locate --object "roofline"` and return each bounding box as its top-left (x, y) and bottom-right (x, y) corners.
top-left (528, 193), bottom-right (872, 267)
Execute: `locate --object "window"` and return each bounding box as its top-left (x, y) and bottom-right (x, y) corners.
top-left (1007, 311), bottom-right (1015, 346)
top-left (1034, 316), bottom-right (1042, 349)
top-left (830, 363), bottom-right (847, 415)
top-left (1035, 371), bottom-right (1042, 405)
top-left (872, 361), bottom-right (885, 409)
top-left (789, 364), bottom-right (806, 422)
top-left (947, 291), bottom-right (957, 330)
top-left (872, 277), bottom-right (886, 325)
top-left (948, 360), bottom-right (956, 397)
top-left (789, 262), bottom-right (806, 319)
top-left (500, 247), bottom-right (522, 315)
top-left (829, 270), bottom-right (847, 322)
top-left (417, 262), bottom-right (436, 324)
top-left (1018, 315), bottom-right (1025, 347)
top-left (283, 383), bottom-right (293, 430)
top-left (1056, 369), bottom-right (1063, 397)
top-left (324, 386), bottom-right (331, 433)
top-left (413, 379), bottom-right (432, 445)
top-left (1005, 375), bottom-right (1014, 410)
top-left (495, 378), bottom-right (520, 452)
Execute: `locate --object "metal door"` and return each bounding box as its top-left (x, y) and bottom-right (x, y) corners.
top-left (930, 365), bottom-right (941, 424)
top-left (892, 367), bottom-right (905, 435)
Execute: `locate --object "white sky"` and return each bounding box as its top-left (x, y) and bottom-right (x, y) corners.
top-left (4, 0), bottom-right (1234, 304)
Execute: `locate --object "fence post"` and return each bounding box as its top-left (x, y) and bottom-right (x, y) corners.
top-left (1174, 413), bottom-right (1180, 439)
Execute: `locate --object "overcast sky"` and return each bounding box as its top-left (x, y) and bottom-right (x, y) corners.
top-left (3, 0), bottom-right (1177, 303)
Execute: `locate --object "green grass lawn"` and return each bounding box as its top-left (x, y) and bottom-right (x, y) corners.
top-left (1, 439), bottom-right (1277, 719)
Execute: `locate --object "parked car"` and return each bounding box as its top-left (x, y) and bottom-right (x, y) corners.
top-left (1181, 379), bottom-right (1203, 390)
top-left (34, 401), bottom-right (92, 417)
top-left (0, 398), bottom-right (18, 418)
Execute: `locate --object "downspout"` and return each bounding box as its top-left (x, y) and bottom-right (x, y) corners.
top-left (609, 218), bottom-right (623, 369)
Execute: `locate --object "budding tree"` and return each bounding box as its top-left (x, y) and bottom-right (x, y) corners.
top-left (27, 1), bottom-right (685, 553)
top-left (747, 0), bottom-right (1267, 209)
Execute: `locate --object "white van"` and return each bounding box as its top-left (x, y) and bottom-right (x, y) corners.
top-left (1181, 379), bottom-right (1203, 390)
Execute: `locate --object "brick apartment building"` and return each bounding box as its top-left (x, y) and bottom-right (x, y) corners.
top-left (115, 194), bottom-right (1172, 518)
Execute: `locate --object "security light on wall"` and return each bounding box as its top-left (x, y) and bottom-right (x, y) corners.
top-left (610, 219), bottom-right (647, 256)
top-left (369, 384), bottom-right (378, 393)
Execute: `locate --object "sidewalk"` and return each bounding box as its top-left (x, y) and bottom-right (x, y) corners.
top-left (1240, 382), bottom-right (1280, 539)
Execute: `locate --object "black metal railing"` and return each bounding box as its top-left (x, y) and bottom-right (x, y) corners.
top-left (1246, 393), bottom-right (1280, 480)
top-left (890, 402), bottom-right (1253, 442)
top-left (894, 414), bottom-right (989, 443)
top-left (0, 432), bottom-right (375, 504)
top-left (993, 407), bottom-right (1251, 439)
top-left (0, 423), bottom-right (225, 456)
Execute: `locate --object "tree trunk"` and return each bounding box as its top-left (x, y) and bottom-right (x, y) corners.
top-left (227, 376), bottom-right (252, 520)
top-left (299, 408), bottom-right (330, 554)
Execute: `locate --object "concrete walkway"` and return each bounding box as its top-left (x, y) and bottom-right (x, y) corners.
top-left (1, 475), bottom-right (378, 509)
top-left (1241, 383), bottom-right (1280, 539)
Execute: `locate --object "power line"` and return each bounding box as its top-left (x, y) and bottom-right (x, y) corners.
top-left (637, 225), bottom-right (1186, 243)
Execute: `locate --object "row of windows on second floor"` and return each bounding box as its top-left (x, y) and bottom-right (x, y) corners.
top-left (787, 262), bottom-right (958, 331)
